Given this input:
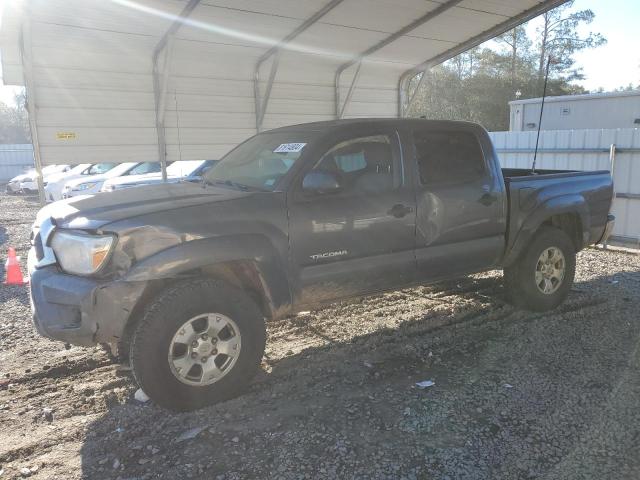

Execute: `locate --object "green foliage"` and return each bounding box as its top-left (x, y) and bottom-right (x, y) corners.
top-left (0, 92), bottom-right (30, 144)
top-left (407, 2), bottom-right (604, 131)
top-left (535, 1), bottom-right (606, 82)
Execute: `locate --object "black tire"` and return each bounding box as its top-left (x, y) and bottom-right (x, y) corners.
top-left (129, 278), bottom-right (266, 411)
top-left (504, 226), bottom-right (576, 312)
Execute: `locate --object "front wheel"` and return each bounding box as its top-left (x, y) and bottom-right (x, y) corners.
top-left (504, 226), bottom-right (576, 312)
top-left (129, 279), bottom-right (266, 411)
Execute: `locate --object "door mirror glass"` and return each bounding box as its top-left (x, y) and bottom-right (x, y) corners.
top-left (302, 171), bottom-right (341, 195)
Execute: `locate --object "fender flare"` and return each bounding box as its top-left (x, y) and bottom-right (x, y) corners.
top-left (504, 193), bottom-right (590, 266)
top-left (124, 235), bottom-right (292, 316)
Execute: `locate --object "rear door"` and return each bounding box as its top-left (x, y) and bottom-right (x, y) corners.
top-left (287, 127), bottom-right (417, 306)
top-left (411, 126), bottom-right (506, 279)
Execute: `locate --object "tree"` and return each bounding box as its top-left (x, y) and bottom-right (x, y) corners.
top-left (406, 2), bottom-right (601, 131)
top-left (535, 1), bottom-right (606, 83)
top-left (495, 25), bottom-right (534, 90)
top-left (0, 92), bottom-right (31, 144)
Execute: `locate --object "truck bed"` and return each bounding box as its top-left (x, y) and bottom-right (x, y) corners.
top-left (502, 167), bottom-right (607, 180)
top-left (501, 167), bottom-right (614, 260)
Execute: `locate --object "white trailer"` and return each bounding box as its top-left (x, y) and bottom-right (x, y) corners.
top-left (510, 90), bottom-right (640, 132)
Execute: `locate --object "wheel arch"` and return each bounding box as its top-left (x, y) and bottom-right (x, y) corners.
top-left (118, 236), bottom-right (292, 354)
top-left (504, 193), bottom-right (589, 266)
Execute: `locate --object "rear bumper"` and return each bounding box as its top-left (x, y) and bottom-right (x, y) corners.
top-left (597, 214), bottom-right (615, 244)
top-left (29, 253), bottom-right (147, 346)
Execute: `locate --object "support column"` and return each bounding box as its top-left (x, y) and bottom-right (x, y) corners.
top-left (20, 20), bottom-right (45, 205)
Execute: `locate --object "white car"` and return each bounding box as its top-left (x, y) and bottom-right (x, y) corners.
top-left (100, 160), bottom-right (217, 192)
top-left (45, 163), bottom-right (109, 202)
top-left (61, 162), bottom-right (162, 199)
top-left (6, 165), bottom-right (70, 194)
top-left (20, 165), bottom-right (71, 192)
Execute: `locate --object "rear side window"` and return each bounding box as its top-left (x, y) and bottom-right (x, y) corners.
top-left (413, 131), bottom-right (485, 184)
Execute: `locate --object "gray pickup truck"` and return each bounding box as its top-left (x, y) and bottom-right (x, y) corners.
top-left (28, 119), bottom-right (615, 410)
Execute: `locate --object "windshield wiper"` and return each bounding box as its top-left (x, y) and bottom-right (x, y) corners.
top-left (204, 179), bottom-right (263, 192)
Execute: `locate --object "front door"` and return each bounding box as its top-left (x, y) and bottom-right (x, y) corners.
top-left (288, 128), bottom-right (416, 306)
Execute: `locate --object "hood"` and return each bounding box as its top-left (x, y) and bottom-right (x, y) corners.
top-left (104, 172), bottom-right (162, 187)
top-left (46, 165), bottom-right (90, 184)
top-left (65, 173), bottom-right (112, 188)
top-left (44, 182), bottom-right (252, 229)
top-left (10, 173), bottom-right (31, 182)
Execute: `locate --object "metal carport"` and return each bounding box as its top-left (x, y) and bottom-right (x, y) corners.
top-left (0, 0), bottom-right (567, 202)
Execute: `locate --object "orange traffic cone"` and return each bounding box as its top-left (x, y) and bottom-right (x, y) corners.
top-left (4, 247), bottom-right (28, 285)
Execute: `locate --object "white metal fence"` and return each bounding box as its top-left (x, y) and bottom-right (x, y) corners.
top-left (489, 128), bottom-right (640, 243)
top-left (1, 132), bottom-right (638, 242)
top-left (0, 144), bottom-right (34, 182)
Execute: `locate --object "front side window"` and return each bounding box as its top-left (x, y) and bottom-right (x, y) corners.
top-left (414, 131), bottom-right (486, 185)
top-left (310, 135), bottom-right (398, 195)
top-left (204, 132), bottom-right (318, 191)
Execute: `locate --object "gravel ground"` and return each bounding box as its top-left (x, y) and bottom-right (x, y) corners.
top-left (0, 193), bottom-right (639, 480)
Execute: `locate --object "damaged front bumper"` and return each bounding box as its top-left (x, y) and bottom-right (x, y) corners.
top-left (29, 249), bottom-right (147, 346)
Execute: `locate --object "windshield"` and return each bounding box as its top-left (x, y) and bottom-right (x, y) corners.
top-left (167, 160), bottom-right (206, 177)
top-left (86, 163), bottom-right (116, 175)
top-left (126, 162), bottom-right (163, 176)
top-left (203, 132), bottom-right (317, 191)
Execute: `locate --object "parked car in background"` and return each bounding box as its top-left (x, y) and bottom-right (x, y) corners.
top-left (100, 160), bottom-right (217, 192)
top-left (6, 165), bottom-right (70, 194)
top-left (45, 164), bottom-right (110, 202)
top-left (61, 162), bottom-right (162, 199)
top-left (21, 165), bottom-right (71, 193)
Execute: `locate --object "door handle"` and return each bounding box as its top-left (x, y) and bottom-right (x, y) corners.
top-left (388, 204), bottom-right (413, 218)
top-left (478, 192), bottom-right (497, 206)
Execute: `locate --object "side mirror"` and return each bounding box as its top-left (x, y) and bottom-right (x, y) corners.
top-left (302, 171), bottom-right (341, 195)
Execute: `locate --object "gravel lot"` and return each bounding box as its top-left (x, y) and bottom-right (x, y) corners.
top-left (0, 193), bottom-right (639, 480)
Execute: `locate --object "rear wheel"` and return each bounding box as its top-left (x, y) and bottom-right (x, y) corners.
top-left (129, 279), bottom-right (266, 411)
top-left (504, 226), bottom-right (576, 311)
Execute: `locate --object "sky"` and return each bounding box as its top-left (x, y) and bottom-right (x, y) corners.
top-left (526, 0), bottom-right (640, 92)
top-left (0, 0), bottom-right (638, 106)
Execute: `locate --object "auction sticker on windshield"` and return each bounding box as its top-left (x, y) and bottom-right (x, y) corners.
top-left (274, 143), bottom-right (307, 153)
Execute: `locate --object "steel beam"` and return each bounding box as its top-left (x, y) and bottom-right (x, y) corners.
top-left (254, 0), bottom-right (345, 132)
top-left (152, 36), bottom-right (175, 181)
top-left (254, 50), bottom-right (281, 132)
top-left (398, 0), bottom-right (570, 117)
top-left (337, 61), bottom-right (362, 119)
top-left (19, 20), bottom-right (45, 205)
top-left (335, 0), bottom-right (464, 119)
top-left (152, 0), bottom-right (201, 181)
top-left (400, 69), bottom-right (429, 117)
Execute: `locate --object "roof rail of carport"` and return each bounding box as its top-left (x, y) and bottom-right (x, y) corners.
top-left (152, 0), bottom-right (202, 181)
top-left (334, 0), bottom-right (465, 119)
top-left (253, 0), bottom-right (346, 133)
top-left (398, 0), bottom-right (570, 117)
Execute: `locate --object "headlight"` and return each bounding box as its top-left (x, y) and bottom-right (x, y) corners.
top-left (100, 184), bottom-right (115, 192)
top-left (72, 182), bottom-right (98, 192)
top-left (50, 230), bottom-right (115, 275)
